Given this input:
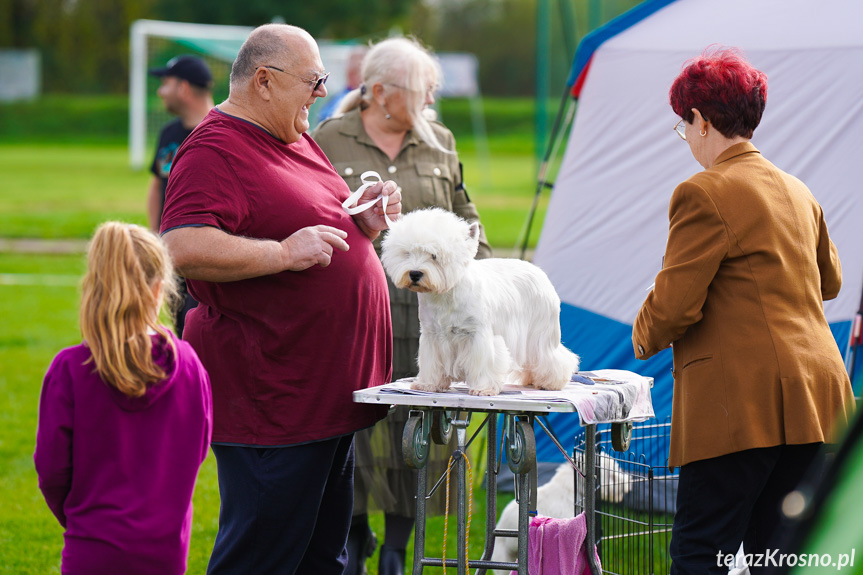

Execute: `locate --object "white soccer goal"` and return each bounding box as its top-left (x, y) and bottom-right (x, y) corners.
top-left (128, 20), bottom-right (367, 169)
top-left (129, 19), bottom-right (253, 169)
top-left (129, 20), bottom-right (489, 174)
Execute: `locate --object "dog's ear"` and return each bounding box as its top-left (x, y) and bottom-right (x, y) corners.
top-left (467, 221), bottom-right (479, 241)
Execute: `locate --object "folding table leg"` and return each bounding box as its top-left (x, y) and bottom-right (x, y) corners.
top-left (412, 425), bottom-right (429, 574)
top-left (516, 469), bottom-right (530, 574)
top-left (456, 421), bottom-right (468, 575)
top-left (584, 423), bottom-right (602, 575)
top-left (478, 415), bottom-right (498, 570)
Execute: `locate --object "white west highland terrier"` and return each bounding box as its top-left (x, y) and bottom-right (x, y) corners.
top-left (380, 208), bottom-right (580, 396)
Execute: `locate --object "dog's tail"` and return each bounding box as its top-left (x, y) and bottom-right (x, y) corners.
top-left (529, 345), bottom-right (580, 391)
top-left (554, 345), bottom-right (581, 385)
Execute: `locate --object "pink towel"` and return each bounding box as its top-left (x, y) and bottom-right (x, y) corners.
top-left (522, 513), bottom-right (601, 575)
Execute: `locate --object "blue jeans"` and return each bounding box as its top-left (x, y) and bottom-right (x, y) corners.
top-left (207, 435), bottom-right (355, 575)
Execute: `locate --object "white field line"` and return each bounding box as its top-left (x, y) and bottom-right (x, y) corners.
top-left (0, 273), bottom-right (80, 287)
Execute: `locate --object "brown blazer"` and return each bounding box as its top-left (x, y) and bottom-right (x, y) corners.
top-left (633, 142), bottom-right (855, 468)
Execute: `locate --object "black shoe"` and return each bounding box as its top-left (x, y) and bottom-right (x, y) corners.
top-left (345, 519), bottom-right (376, 575)
top-left (378, 544), bottom-right (406, 575)
top-left (365, 527), bottom-right (378, 562)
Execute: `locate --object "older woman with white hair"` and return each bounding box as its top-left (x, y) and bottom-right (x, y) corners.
top-left (313, 36), bottom-right (492, 575)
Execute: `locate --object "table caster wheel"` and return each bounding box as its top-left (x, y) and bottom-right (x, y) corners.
top-left (402, 414), bottom-right (429, 469)
top-left (507, 419), bottom-right (535, 474)
top-left (611, 422), bottom-right (633, 452)
top-left (430, 410), bottom-right (453, 445)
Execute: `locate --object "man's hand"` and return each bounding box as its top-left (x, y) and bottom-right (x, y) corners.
top-left (351, 180), bottom-right (402, 239)
top-left (280, 225), bottom-right (349, 271)
top-left (163, 225), bottom-right (349, 282)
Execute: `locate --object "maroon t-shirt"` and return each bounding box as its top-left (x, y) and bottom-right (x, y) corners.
top-left (161, 109), bottom-right (390, 445)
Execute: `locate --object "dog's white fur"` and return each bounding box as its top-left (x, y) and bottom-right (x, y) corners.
top-left (380, 208), bottom-right (580, 396)
top-left (489, 457), bottom-right (632, 572)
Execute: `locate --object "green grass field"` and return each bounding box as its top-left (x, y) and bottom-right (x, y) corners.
top-left (0, 95), bottom-right (559, 573)
top-left (0, 95), bottom-right (559, 251)
top-left (0, 142), bottom-right (548, 250)
top-left (1, 254), bottom-right (84, 574)
top-left (0, 253), bottom-right (517, 573)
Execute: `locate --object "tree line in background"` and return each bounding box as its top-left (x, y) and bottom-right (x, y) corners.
top-left (0, 0), bottom-right (640, 96)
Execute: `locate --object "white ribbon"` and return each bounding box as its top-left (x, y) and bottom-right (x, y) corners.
top-left (341, 170), bottom-right (396, 229)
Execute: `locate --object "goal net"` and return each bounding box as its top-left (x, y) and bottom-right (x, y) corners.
top-left (129, 20), bottom-right (252, 169)
top-left (129, 20), bottom-right (487, 173)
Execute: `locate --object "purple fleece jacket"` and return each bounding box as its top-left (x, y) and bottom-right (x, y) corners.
top-left (34, 331), bottom-right (212, 575)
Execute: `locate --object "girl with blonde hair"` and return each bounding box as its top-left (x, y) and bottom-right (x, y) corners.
top-left (35, 221), bottom-right (212, 575)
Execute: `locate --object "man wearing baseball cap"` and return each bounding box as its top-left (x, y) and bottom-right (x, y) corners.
top-left (149, 55), bottom-right (214, 91)
top-left (147, 55), bottom-right (214, 337)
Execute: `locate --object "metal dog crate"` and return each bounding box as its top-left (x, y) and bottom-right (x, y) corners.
top-left (574, 419), bottom-right (677, 575)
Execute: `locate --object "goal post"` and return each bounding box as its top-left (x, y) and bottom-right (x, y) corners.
top-left (129, 19), bottom-right (253, 169)
top-left (128, 20), bottom-right (489, 177)
top-left (128, 20), bottom-right (359, 169)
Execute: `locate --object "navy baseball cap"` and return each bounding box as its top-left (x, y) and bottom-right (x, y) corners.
top-left (149, 55), bottom-right (213, 88)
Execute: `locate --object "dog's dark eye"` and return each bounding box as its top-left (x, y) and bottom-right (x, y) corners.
top-left (431, 254), bottom-right (437, 260)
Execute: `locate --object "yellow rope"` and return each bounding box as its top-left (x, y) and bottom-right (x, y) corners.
top-left (442, 451), bottom-right (473, 575)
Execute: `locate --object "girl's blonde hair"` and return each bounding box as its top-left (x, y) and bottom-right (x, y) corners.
top-left (335, 36), bottom-right (451, 154)
top-left (80, 222), bottom-right (179, 398)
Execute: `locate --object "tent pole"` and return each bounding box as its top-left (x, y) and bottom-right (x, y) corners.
top-left (558, 0), bottom-right (578, 57)
top-left (520, 0), bottom-right (576, 260)
top-left (589, 0), bottom-right (602, 30)
top-left (518, 84), bottom-right (576, 260)
top-left (535, 0), bottom-right (552, 166)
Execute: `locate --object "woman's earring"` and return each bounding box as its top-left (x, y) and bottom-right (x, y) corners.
top-left (383, 103), bottom-right (391, 120)
top-left (700, 129), bottom-right (707, 137)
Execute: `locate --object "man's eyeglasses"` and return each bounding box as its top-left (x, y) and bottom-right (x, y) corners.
top-left (674, 119), bottom-right (687, 141)
top-left (259, 66), bottom-right (329, 92)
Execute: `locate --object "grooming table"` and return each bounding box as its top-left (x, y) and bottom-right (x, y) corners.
top-left (353, 370), bottom-right (655, 575)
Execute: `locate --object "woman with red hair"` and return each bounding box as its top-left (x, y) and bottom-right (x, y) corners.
top-left (633, 48), bottom-right (855, 574)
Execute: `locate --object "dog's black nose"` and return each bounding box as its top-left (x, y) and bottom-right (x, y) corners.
top-left (409, 270), bottom-right (424, 283)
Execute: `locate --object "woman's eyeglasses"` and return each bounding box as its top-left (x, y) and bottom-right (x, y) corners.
top-left (674, 119), bottom-right (687, 141)
top-left (386, 83), bottom-right (440, 97)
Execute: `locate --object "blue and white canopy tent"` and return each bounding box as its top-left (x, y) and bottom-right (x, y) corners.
top-left (529, 0), bottom-right (863, 468)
